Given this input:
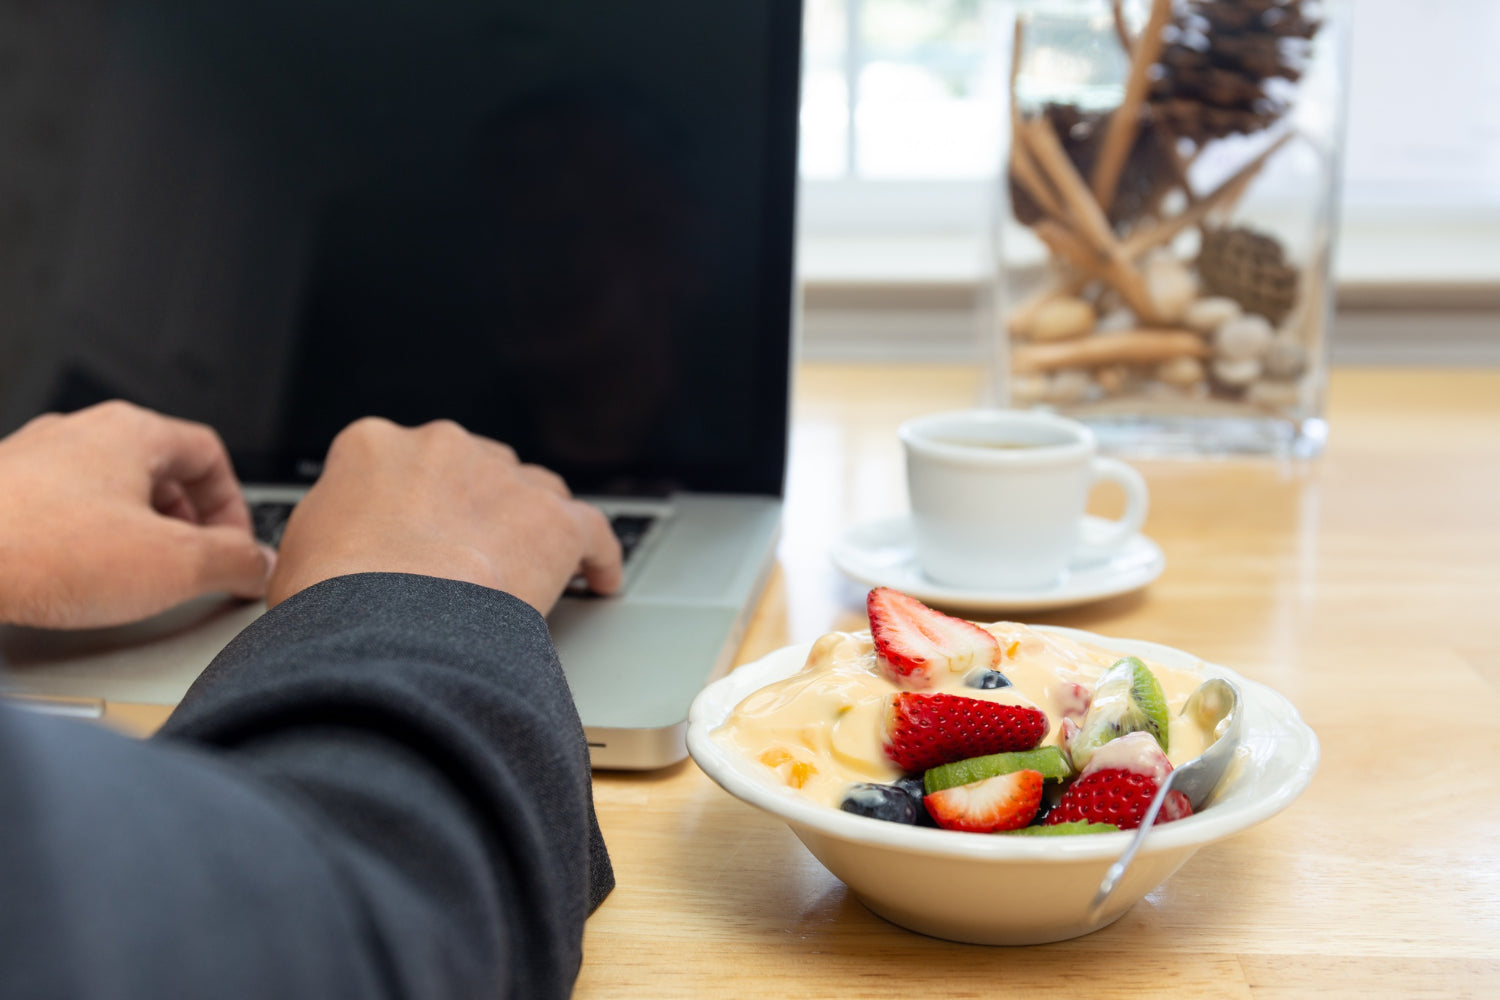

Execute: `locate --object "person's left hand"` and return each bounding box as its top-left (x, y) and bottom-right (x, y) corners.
top-left (0, 400), bottom-right (274, 629)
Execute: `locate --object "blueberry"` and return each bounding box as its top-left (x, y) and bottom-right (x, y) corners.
top-left (892, 774), bottom-right (938, 827)
top-left (1031, 781), bottom-right (1067, 826)
top-left (965, 668), bottom-right (1012, 690)
top-left (892, 774), bottom-right (926, 800)
top-left (839, 782), bottom-right (920, 825)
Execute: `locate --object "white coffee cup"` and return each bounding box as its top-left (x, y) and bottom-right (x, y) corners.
top-left (899, 409), bottom-right (1149, 591)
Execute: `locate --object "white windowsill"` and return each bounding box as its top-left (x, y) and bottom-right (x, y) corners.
top-left (800, 218), bottom-right (1500, 299)
top-left (797, 217), bottom-right (1500, 366)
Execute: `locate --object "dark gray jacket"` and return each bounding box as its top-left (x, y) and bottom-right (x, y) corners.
top-left (0, 573), bottom-right (613, 999)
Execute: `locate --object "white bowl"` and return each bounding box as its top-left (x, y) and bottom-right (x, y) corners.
top-left (687, 626), bottom-right (1319, 945)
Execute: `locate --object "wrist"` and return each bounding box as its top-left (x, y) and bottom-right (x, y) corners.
top-left (267, 542), bottom-right (501, 607)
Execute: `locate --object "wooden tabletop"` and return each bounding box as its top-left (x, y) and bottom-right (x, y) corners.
top-left (576, 364), bottom-right (1500, 999)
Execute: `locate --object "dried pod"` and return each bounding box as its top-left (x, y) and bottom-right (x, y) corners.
top-left (1149, 0), bottom-right (1322, 144)
top-left (1198, 226), bottom-right (1299, 326)
top-left (1009, 103), bottom-right (1176, 230)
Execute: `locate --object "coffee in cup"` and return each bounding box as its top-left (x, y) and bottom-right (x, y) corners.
top-left (899, 409), bottom-right (1149, 591)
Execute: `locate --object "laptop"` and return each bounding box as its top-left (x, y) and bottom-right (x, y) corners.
top-left (0, 0), bottom-right (803, 769)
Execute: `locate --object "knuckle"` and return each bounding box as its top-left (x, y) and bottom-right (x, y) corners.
top-left (420, 418), bottom-right (468, 441)
top-left (489, 439), bottom-right (520, 465)
top-left (94, 399), bottom-right (138, 416)
top-left (89, 399), bottom-right (145, 427)
top-left (335, 415), bottom-right (395, 447)
top-left (524, 463), bottom-right (568, 494)
top-left (415, 419), bottom-right (480, 456)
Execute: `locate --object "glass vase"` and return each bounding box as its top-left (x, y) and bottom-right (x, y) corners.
top-left (994, 0), bottom-right (1350, 457)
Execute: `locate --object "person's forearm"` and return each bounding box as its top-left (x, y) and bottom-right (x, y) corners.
top-left (0, 574), bottom-right (610, 1000)
top-left (153, 573), bottom-right (612, 998)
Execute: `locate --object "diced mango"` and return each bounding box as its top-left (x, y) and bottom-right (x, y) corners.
top-left (787, 760), bottom-right (817, 788)
top-left (758, 747), bottom-right (794, 768)
top-left (758, 746), bottom-right (818, 788)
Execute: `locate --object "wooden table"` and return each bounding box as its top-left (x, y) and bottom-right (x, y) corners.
top-left (576, 364), bottom-right (1500, 999)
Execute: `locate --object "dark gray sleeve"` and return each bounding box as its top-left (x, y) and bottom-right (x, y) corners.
top-left (0, 573), bottom-right (613, 1000)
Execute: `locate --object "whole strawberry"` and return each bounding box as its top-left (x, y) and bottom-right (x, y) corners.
top-left (1044, 768), bottom-right (1192, 830)
top-left (884, 692), bottom-right (1047, 773)
top-left (867, 587), bottom-right (999, 689)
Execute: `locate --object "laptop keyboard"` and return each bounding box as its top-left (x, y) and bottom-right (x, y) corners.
top-left (250, 501), bottom-right (655, 593)
top-left (566, 513), bottom-right (656, 596)
top-left (607, 514), bottom-right (655, 564)
top-left (250, 500), bottom-right (296, 548)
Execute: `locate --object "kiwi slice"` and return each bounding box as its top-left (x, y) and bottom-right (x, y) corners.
top-left (1068, 656), bottom-right (1170, 770)
top-left (1007, 821), bottom-right (1119, 836)
top-left (923, 745), bottom-right (1073, 795)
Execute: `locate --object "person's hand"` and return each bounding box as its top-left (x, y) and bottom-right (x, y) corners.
top-left (267, 417), bottom-right (622, 614)
top-left (0, 401), bottom-right (274, 629)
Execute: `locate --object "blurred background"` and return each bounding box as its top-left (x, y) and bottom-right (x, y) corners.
top-left (795, 0), bottom-right (1500, 365)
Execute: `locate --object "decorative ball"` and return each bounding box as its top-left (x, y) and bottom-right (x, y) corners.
top-left (1028, 296), bottom-right (1096, 342)
top-left (1157, 355), bottom-right (1206, 388)
top-left (1214, 314), bottom-right (1274, 362)
top-left (1184, 296), bottom-right (1242, 334)
top-left (1212, 356), bottom-right (1262, 387)
top-left (1263, 335), bottom-right (1310, 380)
top-left (1144, 253), bottom-right (1197, 324)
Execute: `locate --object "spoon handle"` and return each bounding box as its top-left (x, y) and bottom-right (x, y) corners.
top-left (1086, 769), bottom-right (1178, 919)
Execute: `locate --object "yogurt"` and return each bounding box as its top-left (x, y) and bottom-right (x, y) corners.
top-left (714, 623), bottom-right (1213, 810)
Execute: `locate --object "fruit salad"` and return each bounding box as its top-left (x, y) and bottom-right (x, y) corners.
top-left (713, 588), bottom-right (1218, 834)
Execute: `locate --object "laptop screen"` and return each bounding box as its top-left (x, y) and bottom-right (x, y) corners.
top-left (0, 1), bottom-right (800, 497)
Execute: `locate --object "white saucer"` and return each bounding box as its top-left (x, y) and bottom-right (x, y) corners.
top-left (829, 515), bottom-right (1165, 613)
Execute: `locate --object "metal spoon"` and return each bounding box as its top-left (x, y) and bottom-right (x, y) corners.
top-left (1087, 678), bottom-right (1244, 919)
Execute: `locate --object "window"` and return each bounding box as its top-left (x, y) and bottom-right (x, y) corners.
top-left (801, 0), bottom-right (998, 179)
top-left (800, 0), bottom-right (1500, 248)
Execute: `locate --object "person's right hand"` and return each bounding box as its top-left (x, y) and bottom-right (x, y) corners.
top-left (267, 418), bottom-right (622, 615)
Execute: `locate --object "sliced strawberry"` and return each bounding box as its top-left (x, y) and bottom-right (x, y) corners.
top-left (923, 769), bottom-right (1044, 833)
top-left (867, 587), bottom-right (999, 689)
top-left (883, 692), bottom-right (1048, 773)
top-left (1043, 768), bottom-right (1193, 830)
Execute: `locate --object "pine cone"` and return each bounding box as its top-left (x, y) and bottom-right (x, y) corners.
top-left (1149, 0), bottom-right (1320, 144)
top-left (1009, 103), bottom-right (1175, 231)
top-left (1197, 225), bottom-right (1298, 324)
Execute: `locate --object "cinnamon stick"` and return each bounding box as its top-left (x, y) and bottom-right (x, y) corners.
top-left (1023, 115), bottom-right (1119, 257)
top-left (1152, 121), bottom-right (1200, 207)
top-left (1090, 0), bottom-right (1173, 215)
top-left (1013, 329), bottom-right (1209, 374)
top-left (1122, 131), bottom-right (1293, 259)
top-left (1006, 20), bottom-right (1069, 226)
top-left (1032, 219), bottom-right (1161, 324)
top-left (1010, 141), bottom-right (1067, 224)
top-left (1111, 0), bottom-right (1134, 54)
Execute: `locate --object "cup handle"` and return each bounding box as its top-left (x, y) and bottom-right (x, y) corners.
top-left (1076, 457), bottom-right (1149, 562)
